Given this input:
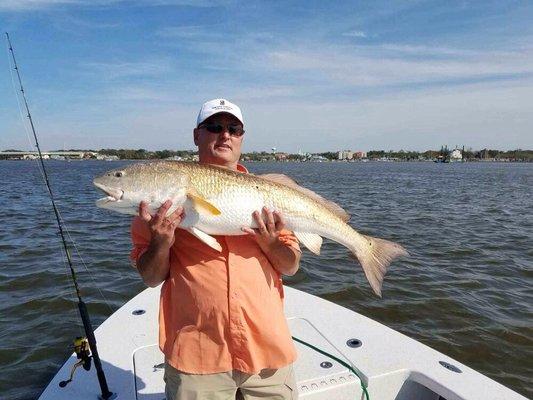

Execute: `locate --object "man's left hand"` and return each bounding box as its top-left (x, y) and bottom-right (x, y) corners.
top-left (241, 206), bottom-right (285, 251)
top-left (242, 207), bottom-right (300, 276)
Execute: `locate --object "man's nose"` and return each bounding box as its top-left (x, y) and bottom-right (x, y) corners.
top-left (219, 128), bottom-right (231, 139)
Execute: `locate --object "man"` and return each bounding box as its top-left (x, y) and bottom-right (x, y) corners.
top-left (130, 99), bottom-right (300, 400)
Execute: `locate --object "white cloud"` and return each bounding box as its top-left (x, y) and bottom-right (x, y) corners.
top-left (263, 45), bottom-right (533, 87)
top-left (154, 26), bottom-right (533, 90)
top-left (81, 60), bottom-right (173, 79)
top-left (0, 0), bottom-right (104, 11)
top-left (156, 25), bottom-right (208, 38)
top-left (343, 30), bottom-right (367, 38)
top-left (242, 79), bottom-right (533, 152)
top-left (140, 0), bottom-right (232, 6)
top-left (60, 15), bottom-right (121, 29)
top-left (10, 37), bottom-right (530, 151)
top-left (2, 3), bottom-right (531, 152)
top-left (21, 78), bottom-right (531, 152)
top-left (0, 0), bottom-right (229, 11)
top-left (1, 81), bottom-right (528, 152)
top-left (106, 86), bottom-right (177, 101)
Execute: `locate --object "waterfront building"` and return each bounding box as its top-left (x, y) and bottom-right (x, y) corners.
top-left (338, 150), bottom-right (354, 160)
top-left (450, 149), bottom-right (463, 162)
top-left (275, 152), bottom-right (288, 161)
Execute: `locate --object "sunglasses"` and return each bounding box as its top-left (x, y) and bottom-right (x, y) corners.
top-left (199, 123), bottom-right (245, 137)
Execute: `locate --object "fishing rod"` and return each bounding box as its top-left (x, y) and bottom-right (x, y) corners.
top-left (5, 32), bottom-right (114, 400)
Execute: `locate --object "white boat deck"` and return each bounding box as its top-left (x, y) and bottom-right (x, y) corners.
top-left (38, 286), bottom-right (527, 400)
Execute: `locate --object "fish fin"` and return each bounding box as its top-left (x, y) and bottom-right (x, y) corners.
top-left (293, 231), bottom-right (323, 255)
top-left (187, 190), bottom-right (221, 216)
top-left (353, 235), bottom-right (409, 297)
top-left (259, 173), bottom-right (350, 222)
top-left (187, 227), bottom-right (222, 252)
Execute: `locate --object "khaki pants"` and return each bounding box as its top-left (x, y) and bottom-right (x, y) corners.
top-left (164, 362), bottom-right (298, 400)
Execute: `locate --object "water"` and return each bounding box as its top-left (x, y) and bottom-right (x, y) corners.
top-left (0, 160), bottom-right (531, 399)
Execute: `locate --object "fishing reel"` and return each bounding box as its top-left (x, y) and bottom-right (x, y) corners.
top-left (59, 336), bottom-right (92, 388)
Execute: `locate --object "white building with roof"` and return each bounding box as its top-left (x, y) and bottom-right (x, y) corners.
top-left (450, 149), bottom-right (463, 161)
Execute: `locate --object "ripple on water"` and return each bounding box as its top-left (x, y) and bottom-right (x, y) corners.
top-left (0, 160), bottom-right (532, 399)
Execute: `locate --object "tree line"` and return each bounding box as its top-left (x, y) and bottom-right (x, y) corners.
top-left (366, 149), bottom-right (532, 161)
top-left (98, 148), bottom-right (196, 159)
top-left (2, 148), bottom-right (531, 161)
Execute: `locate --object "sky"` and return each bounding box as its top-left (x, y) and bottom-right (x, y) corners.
top-left (0, 0), bottom-right (532, 153)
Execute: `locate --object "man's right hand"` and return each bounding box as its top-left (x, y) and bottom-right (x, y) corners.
top-left (139, 200), bottom-right (184, 250)
top-left (136, 200), bottom-right (184, 287)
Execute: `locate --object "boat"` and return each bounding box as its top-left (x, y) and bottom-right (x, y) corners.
top-left (38, 285), bottom-right (527, 400)
top-left (434, 155), bottom-right (450, 163)
top-left (434, 145), bottom-right (451, 163)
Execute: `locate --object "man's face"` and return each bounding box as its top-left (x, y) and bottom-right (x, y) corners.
top-left (194, 113), bottom-right (244, 168)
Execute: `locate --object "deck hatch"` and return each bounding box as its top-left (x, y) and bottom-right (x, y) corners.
top-left (288, 318), bottom-right (364, 396)
top-left (133, 344), bottom-right (165, 400)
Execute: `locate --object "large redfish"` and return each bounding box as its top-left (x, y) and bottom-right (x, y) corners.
top-left (93, 161), bottom-right (408, 296)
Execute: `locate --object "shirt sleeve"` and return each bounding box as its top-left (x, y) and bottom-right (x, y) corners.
top-left (130, 216), bottom-right (152, 268)
top-left (278, 229), bottom-right (301, 252)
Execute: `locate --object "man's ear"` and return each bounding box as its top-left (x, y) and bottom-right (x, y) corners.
top-left (193, 128), bottom-right (199, 145)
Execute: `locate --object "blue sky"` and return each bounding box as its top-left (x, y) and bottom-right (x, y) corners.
top-left (1, 0), bottom-right (532, 152)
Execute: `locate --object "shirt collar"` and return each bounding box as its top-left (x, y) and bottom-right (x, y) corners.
top-left (236, 163), bottom-right (248, 173)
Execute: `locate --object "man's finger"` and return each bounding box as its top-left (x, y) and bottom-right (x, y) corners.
top-left (253, 210), bottom-right (268, 234)
top-left (168, 206), bottom-right (184, 221)
top-left (241, 227), bottom-right (257, 236)
top-left (167, 207), bottom-right (184, 226)
top-left (156, 200), bottom-right (172, 219)
top-left (264, 207), bottom-right (276, 234)
top-left (138, 201), bottom-right (152, 222)
top-left (274, 210), bottom-right (285, 231)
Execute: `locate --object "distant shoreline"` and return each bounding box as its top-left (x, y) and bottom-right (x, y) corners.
top-left (2, 148), bottom-right (531, 162)
top-left (1, 158), bottom-right (531, 163)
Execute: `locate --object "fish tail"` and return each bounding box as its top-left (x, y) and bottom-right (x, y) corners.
top-left (349, 234), bottom-right (409, 297)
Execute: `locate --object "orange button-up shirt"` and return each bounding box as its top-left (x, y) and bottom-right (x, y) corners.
top-left (130, 165), bottom-right (299, 374)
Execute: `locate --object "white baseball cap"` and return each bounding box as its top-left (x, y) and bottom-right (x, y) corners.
top-left (196, 98), bottom-right (244, 127)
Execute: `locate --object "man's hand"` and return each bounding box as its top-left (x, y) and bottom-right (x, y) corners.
top-left (242, 207), bottom-right (301, 276)
top-left (139, 200), bottom-right (184, 250)
top-left (241, 206), bottom-right (286, 251)
top-left (136, 200), bottom-right (184, 287)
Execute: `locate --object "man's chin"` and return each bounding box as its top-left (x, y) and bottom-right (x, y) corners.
top-left (208, 149), bottom-right (237, 164)
top-left (213, 148), bottom-right (234, 158)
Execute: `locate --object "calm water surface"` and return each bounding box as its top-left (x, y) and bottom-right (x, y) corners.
top-left (0, 160), bottom-right (531, 399)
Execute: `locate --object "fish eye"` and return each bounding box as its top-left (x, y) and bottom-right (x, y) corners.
top-left (114, 171), bottom-right (124, 178)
